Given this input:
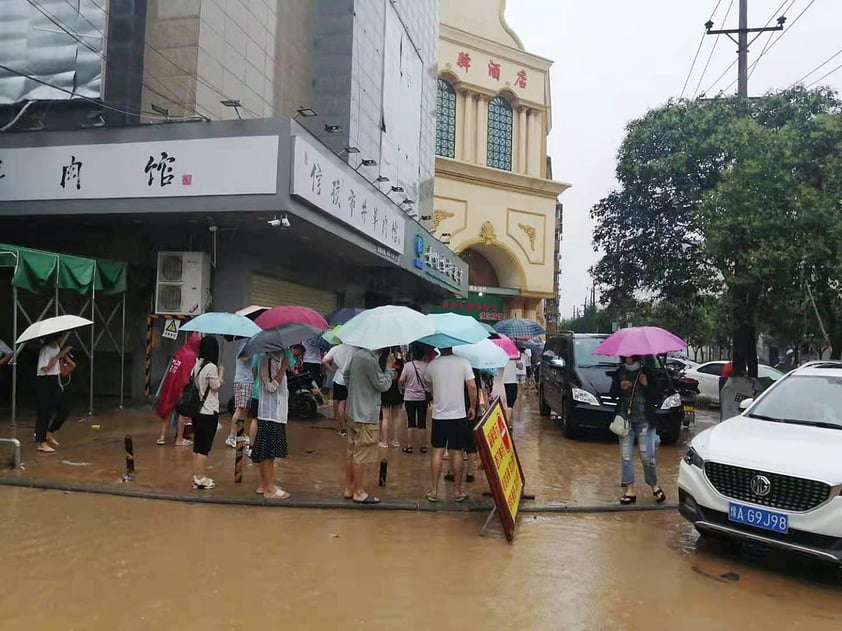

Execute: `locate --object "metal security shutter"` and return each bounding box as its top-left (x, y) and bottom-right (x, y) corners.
top-left (251, 273), bottom-right (338, 315)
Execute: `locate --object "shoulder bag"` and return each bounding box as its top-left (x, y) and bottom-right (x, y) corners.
top-left (609, 371), bottom-right (640, 438)
top-left (412, 361), bottom-right (433, 403)
top-left (175, 361), bottom-right (212, 417)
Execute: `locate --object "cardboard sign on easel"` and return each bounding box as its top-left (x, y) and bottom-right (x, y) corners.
top-left (473, 398), bottom-right (526, 542)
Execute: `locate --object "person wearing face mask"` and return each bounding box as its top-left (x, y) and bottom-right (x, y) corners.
top-left (610, 355), bottom-right (666, 506)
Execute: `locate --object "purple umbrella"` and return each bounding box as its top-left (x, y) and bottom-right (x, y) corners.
top-left (593, 326), bottom-right (686, 357)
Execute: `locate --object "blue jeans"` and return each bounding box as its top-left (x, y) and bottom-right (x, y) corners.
top-left (619, 420), bottom-right (658, 487)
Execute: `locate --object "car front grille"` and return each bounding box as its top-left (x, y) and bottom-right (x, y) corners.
top-left (704, 462), bottom-right (831, 512)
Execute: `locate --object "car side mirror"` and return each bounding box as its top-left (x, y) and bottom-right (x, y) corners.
top-left (739, 398), bottom-right (754, 411)
top-left (549, 358), bottom-right (566, 370)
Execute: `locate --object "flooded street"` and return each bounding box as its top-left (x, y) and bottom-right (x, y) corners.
top-left (1, 486), bottom-right (839, 630)
top-left (1, 393), bottom-right (840, 629)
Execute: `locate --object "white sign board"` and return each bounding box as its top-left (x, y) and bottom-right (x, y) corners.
top-left (0, 136), bottom-right (279, 201)
top-left (290, 136), bottom-right (406, 254)
top-left (162, 319), bottom-right (180, 340)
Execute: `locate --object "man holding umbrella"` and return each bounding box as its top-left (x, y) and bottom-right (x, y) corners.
top-left (343, 347), bottom-right (396, 504)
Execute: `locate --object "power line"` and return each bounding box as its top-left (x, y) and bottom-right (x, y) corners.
top-left (700, 58), bottom-right (737, 98)
top-left (724, 0), bottom-right (817, 90)
top-left (0, 63), bottom-right (171, 121)
top-left (26, 0), bottom-right (101, 58)
top-left (789, 45), bottom-right (842, 88)
top-left (681, 0), bottom-right (725, 98)
top-left (746, 0), bottom-right (793, 79)
top-left (61, 0), bottom-right (106, 40)
top-left (693, 0), bottom-right (736, 99)
top-left (806, 60), bottom-right (842, 89)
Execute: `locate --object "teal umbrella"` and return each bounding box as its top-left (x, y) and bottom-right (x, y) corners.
top-left (453, 338), bottom-right (510, 370)
top-left (337, 306), bottom-right (436, 350)
top-left (180, 312), bottom-right (261, 339)
top-left (417, 313), bottom-right (490, 348)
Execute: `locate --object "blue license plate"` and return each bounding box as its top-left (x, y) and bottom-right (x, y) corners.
top-left (728, 503), bottom-right (789, 534)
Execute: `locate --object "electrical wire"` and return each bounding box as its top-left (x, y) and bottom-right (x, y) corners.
top-left (693, 0), bottom-right (736, 99)
top-left (680, 0), bottom-right (724, 99)
top-left (746, 0), bottom-right (793, 80)
top-left (700, 58), bottom-right (737, 98)
top-left (25, 0), bottom-right (102, 58)
top-left (789, 45), bottom-right (842, 88)
top-left (61, 0), bottom-right (106, 40)
top-left (0, 63), bottom-right (173, 121)
top-left (806, 60), bottom-right (842, 89)
top-left (723, 0), bottom-right (817, 91)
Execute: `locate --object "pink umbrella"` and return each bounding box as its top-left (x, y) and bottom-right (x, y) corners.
top-left (255, 306), bottom-right (329, 331)
top-left (593, 326), bottom-right (686, 357)
top-left (490, 333), bottom-right (520, 359)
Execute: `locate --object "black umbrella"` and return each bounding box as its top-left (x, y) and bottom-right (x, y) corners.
top-left (238, 323), bottom-right (323, 357)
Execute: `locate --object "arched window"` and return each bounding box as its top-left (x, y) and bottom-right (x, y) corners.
top-left (487, 96), bottom-right (513, 171)
top-left (435, 79), bottom-right (456, 158)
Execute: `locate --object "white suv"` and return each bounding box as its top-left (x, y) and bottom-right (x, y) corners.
top-left (678, 361), bottom-right (842, 565)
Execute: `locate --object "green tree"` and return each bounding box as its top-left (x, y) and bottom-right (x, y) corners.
top-left (592, 88), bottom-right (842, 369)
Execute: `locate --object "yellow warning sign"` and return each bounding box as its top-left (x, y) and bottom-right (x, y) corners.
top-left (162, 318), bottom-right (180, 340)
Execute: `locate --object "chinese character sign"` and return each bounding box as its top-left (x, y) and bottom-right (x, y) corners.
top-left (457, 51), bottom-right (472, 71)
top-left (514, 69), bottom-right (527, 89)
top-left (488, 60), bottom-right (501, 81)
top-left (144, 152), bottom-right (176, 187)
top-left (60, 156), bottom-right (83, 190)
top-left (290, 136), bottom-right (406, 254)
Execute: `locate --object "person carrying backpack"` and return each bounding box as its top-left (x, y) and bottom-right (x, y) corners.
top-left (190, 337), bottom-right (224, 490)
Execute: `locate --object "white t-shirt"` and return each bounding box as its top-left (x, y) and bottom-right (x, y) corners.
top-left (192, 360), bottom-right (221, 415)
top-left (324, 344), bottom-right (356, 386)
top-left (37, 345), bottom-right (61, 376)
top-left (302, 339), bottom-right (322, 364)
top-left (425, 354), bottom-right (475, 420)
top-left (502, 358), bottom-right (518, 384)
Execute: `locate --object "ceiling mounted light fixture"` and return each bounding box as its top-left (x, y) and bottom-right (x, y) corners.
top-left (389, 185), bottom-right (405, 193)
top-left (324, 123), bottom-right (343, 134)
top-left (295, 106), bottom-right (318, 118)
top-left (221, 99), bottom-right (243, 120)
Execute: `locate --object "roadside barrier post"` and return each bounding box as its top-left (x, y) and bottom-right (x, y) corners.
top-left (378, 458), bottom-right (388, 486)
top-left (123, 434), bottom-right (135, 482)
top-left (234, 417), bottom-right (245, 483)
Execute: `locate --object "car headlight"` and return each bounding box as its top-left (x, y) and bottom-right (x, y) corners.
top-left (661, 393), bottom-right (681, 410)
top-left (571, 387), bottom-right (600, 406)
top-left (682, 446), bottom-right (704, 468)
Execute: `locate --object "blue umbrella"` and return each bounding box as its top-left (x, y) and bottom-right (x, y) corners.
top-left (326, 307), bottom-right (366, 325)
top-left (417, 313), bottom-right (489, 348)
top-left (307, 334), bottom-right (333, 353)
top-left (494, 318), bottom-right (545, 340)
top-left (453, 339), bottom-right (510, 370)
top-left (180, 312), bottom-right (262, 339)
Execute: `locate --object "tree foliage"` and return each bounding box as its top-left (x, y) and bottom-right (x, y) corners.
top-left (591, 88), bottom-right (842, 368)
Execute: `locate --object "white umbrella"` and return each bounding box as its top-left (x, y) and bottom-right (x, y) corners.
top-left (336, 305), bottom-right (436, 350)
top-left (16, 315), bottom-right (94, 345)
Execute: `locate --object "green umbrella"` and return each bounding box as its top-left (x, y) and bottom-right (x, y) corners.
top-left (322, 325), bottom-right (343, 345)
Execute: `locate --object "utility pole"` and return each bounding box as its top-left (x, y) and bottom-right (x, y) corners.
top-left (705, 0), bottom-right (786, 98)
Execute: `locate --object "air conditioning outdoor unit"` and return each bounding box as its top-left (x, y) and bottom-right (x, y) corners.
top-left (155, 251), bottom-right (211, 316)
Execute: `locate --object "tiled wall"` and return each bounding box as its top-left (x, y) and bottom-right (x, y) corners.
top-left (142, 0), bottom-right (276, 121)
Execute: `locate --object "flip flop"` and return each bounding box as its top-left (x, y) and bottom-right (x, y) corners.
top-left (156, 438), bottom-right (166, 446)
top-left (453, 491), bottom-right (469, 503)
top-left (353, 495), bottom-right (381, 505)
top-left (174, 439), bottom-right (193, 447)
top-left (425, 491), bottom-right (438, 503)
top-left (343, 493), bottom-right (354, 500)
top-left (255, 488), bottom-right (264, 495)
top-left (264, 489), bottom-right (291, 501)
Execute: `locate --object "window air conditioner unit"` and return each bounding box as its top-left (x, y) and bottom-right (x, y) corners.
top-left (155, 251), bottom-right (211, 316)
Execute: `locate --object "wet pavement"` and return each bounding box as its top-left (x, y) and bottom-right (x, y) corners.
top-left (1, 390), bottom-right (840, 629)
top-left (0, 487), bottom-right (839, 630)
top-left (0, 388), bottom-right (706, 510)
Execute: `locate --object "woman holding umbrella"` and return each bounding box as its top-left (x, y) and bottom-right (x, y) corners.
top-left (610, 355), bottom-right (666, 505)
top-left (252, 348), bottom-right (293, 500)
top-left (34, 333), bottom-right (75, 453)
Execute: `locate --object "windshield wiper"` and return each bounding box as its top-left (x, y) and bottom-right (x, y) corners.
top-left (779, 419), bottom-right (842, 430)
top-left (745, 413), bottom-right (783, 423)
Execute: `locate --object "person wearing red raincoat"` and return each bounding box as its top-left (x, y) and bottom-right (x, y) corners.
top-left (154, 333), bottom-right (201, 446)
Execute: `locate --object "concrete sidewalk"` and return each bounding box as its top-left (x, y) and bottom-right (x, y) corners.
top-left (0, 391), bottom-right (691, 512)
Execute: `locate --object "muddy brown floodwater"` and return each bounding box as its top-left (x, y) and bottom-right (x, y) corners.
top-left (1, 486), bottom-right (839, 630)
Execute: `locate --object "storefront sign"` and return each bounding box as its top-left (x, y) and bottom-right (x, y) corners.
top-left (474, 399), bottom-right (525, 542)
top-left (432, 292), bottom-right (504, 321)
top-left (376, 245), bottom-right (401, 264)
top-left (407, 230), bottom-right (467, 294)
top-left (0, 136), bottom-right (279, 201)
top-left (290, 136), bottom-right (405, 254)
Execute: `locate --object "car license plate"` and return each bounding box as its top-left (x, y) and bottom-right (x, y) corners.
top-left (728, 503), bottom-right (789, 534)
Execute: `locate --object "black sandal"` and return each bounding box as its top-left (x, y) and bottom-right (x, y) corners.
top-left (619, 494), bottom-right (637, 505)
top-left (653, 487), bottom-right (666, 504)
top-left (402, 446), bottom-right (413, 454)
top-left (419, 446), bottom-right (427, 454)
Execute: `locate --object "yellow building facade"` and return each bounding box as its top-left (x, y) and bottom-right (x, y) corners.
top-left (432, 0), bottom-right (568, 325)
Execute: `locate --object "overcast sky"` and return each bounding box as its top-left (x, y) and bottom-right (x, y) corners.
top-left (505, 0), bottom-right (842, 318)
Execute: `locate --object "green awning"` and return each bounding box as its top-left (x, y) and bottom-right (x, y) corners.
top-left (0, 243), bottom-right (127, 296)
